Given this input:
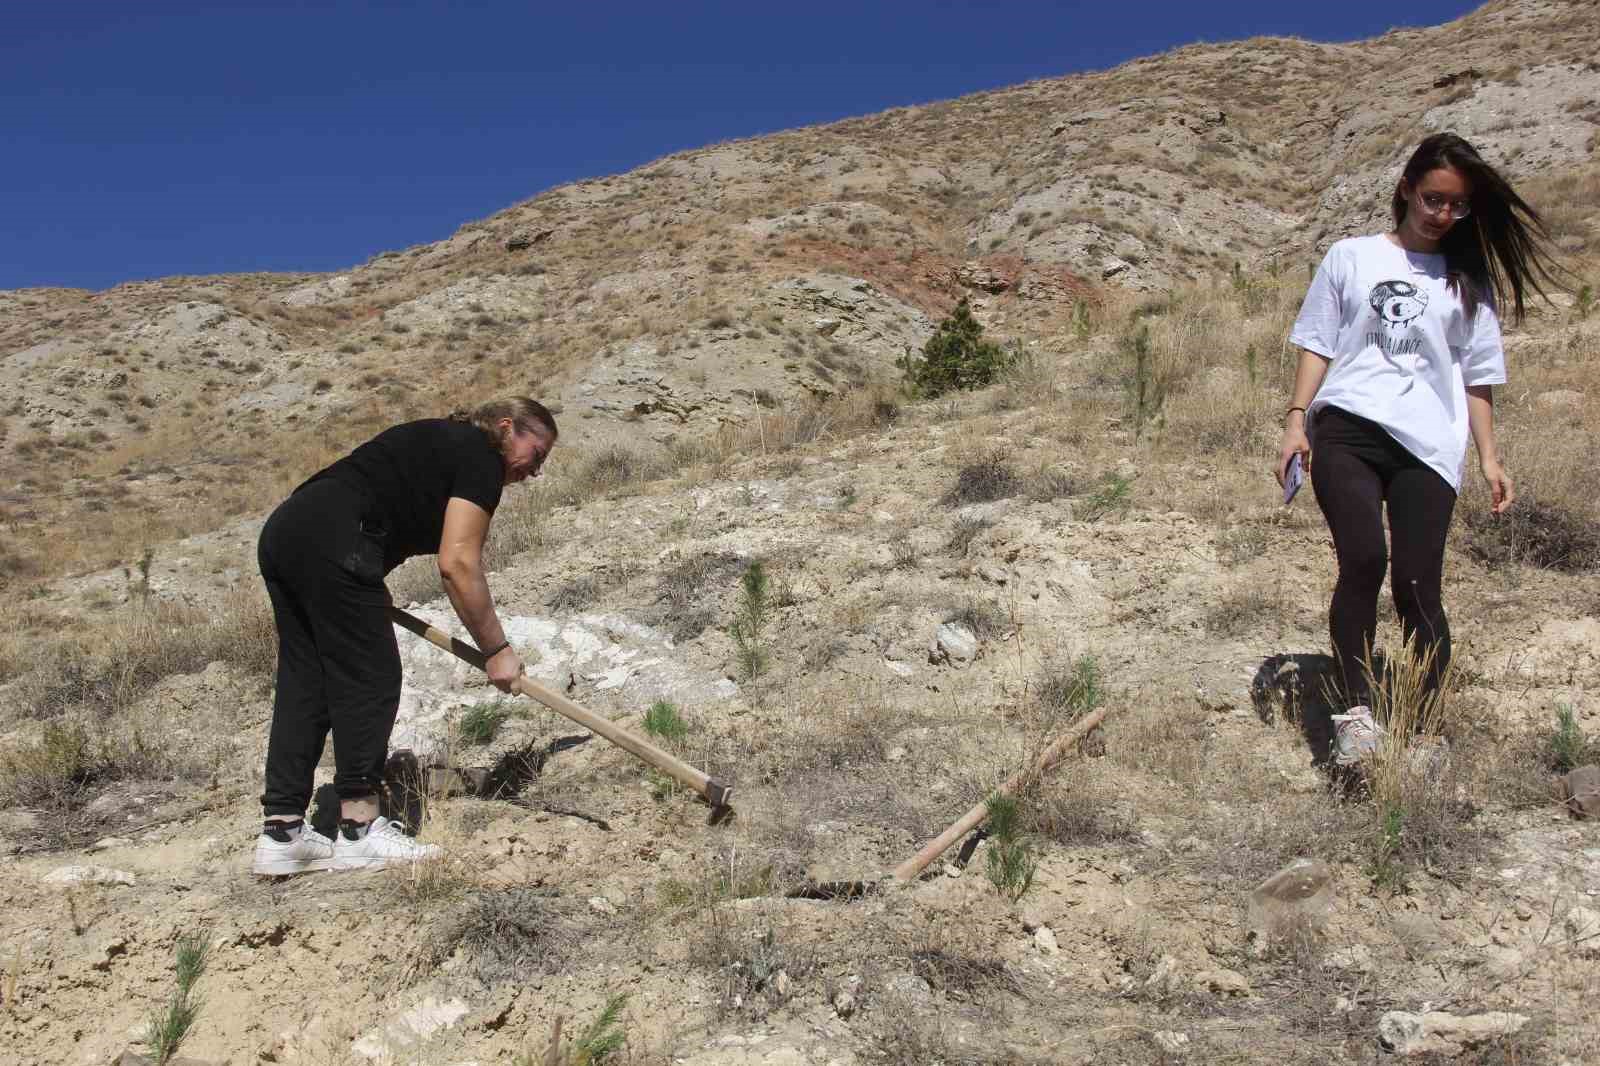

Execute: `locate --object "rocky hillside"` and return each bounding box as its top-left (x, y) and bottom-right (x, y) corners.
top-left (2, 0), bottom-right (1596, 588)
top-left (3, 1), bottom-right (1600, 1063)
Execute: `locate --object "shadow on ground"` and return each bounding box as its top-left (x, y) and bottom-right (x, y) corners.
top-left (1250, 652), bottom-right (1346, 768)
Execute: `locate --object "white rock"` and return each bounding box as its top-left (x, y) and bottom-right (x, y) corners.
top-left (1195, 968), bottom-right (1251, 997)
top-left (1324, 944), bottom-right (1375, 972)
top-left (1144, 955), bottom-right (1180, 994)
top-left (42, 865), bottom-right (134, 887)
top-left (1034, 926), bottom-right (1060, 955)
top-left (352, 996), bottom-right (472, 1061)
top-left (1378, 1010), bottom-right (1529, 1056)
top-left (928, 622), bottom-right (979, 665)
top-left (1153, 1031), bottom-right (1189, 1054)
top-left (1564, 904), bottom-right (1600, 949)
top-left (1247, 858), bottom-right (1333, 945)
top-left (1535, 389), bottom-right (1584, 409)
top-left (588, 896), bottom-right (619, 917)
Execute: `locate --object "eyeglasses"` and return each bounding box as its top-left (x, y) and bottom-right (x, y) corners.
top-left (1416, 191), bottom-right (1471, 220)
top-left (515, 423), bottom-right (551, 474)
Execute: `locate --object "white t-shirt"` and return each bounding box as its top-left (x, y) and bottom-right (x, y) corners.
top-left (1289, 233), bottom-right (1506, 490)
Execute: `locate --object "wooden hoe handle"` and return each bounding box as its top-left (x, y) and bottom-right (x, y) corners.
top-left (388, 607), bottom-right (734, 810)
top-left (889, 705), bottom-right (1109, 883)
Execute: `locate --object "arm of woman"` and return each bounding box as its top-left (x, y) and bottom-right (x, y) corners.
top-left (1466, 384), bottom-right (1513, 514)
top-left (438, 496), bottom-right (524, 692)
top-left (1277, 348), bottom-right (1331, 485)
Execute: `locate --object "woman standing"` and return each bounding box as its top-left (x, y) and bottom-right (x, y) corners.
top-left (252, 397), bottom-right (557, 874)
top-left (1277, 133), bottom-right (1562, 764)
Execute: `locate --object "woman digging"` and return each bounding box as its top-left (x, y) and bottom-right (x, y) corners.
top-left (252, 397), bottom-right (557, 875)
top-left (1276, 132), bottom-right (1564, 769)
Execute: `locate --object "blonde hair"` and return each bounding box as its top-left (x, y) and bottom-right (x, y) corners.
top-left (448, 396), bottom-right (559, 450)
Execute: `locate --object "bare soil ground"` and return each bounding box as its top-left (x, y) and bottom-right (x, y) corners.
top-left (4, 1), bottom-right (1600, 1063)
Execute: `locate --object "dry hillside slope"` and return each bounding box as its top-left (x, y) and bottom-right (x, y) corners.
top-left (2, 0), bottom-right (1600, 1063)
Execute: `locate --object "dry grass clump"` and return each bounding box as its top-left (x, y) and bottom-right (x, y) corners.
top-left (11, 589), bottom-right (275, 722)
top-left (1025, 465), bottom-right (1076, 503)
top-left (1025, 766), bottom-right (1138, 846)
top-left (1525, 161), bottom-right (1600, 254)
top-left (649, 551), bottom-right (744, 642)
top-left (0, 714), bottom-right (209, 811)
top-left (552, 442), bottom-right (673, 506)
top-left (676, 383), bottom-right (902, 468)
top-left (0, 588), bottom-right (274, 812)
top-left (1032, 654), bottom-right (1103, 722)
top-left (1105, 699), bottom-right (1215, 789)
top-left (687, 908), bottom-right (816, 1019)
top-left (908, 946), bottom-right (1022, 1003)
top-left (988, 351), bottom-right (1061, 413)
top-left (1359, 635), bottom-right (1482, 888)
top-left (404, 886), bottom-right (579, 988)
top-left (942, 597), bottom-right (1008, 641)
top-left (1091, 272), bottom-right (1302, 443)
top-left (1214, 522), bottom-right (1270, 566)
top-left (942, 449), bottom-right (1020, 506)
top-left (1202, 586), bottom-right (1280, 637)
top-left (945, 513), bottom-right (991, 556)
top-left (1459, 492), bottom-right (1600, 572)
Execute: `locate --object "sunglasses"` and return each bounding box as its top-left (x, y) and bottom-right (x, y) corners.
top-left (1415, 191), bottom-right (1471, 220)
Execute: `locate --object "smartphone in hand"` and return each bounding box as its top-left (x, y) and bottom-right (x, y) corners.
top-left (1283, 452), bottom-right (1304, 505)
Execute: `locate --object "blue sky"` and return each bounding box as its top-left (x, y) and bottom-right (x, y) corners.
top-left (3, 0), bottom-right (1481, 292)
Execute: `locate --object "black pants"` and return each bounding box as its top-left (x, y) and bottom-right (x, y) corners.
top-left (1310, 406), bottom-right (1456, 705)
top-left (258, 478), bottom-right (400, 817)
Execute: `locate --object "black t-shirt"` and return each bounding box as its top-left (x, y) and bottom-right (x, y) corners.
top-left (310, 418), bottom-right (504, 572)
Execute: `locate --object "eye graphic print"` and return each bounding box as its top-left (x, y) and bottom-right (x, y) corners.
top-left (1368, 280), bottom-right (1428, 329)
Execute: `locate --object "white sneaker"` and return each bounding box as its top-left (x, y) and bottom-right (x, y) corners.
top-left (331, 816), bottom-right (442, 871)
top-left (1331, 705), bottom-right (1384, 767)
top-left (252, 823), bottom-right (335, 876)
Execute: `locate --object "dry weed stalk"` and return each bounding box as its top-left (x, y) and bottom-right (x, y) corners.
top-left (2, 943), bottom-right (19, 1013)
top-left (1356, 630), bottom-right (1479, 886)
top-left (1360, 630), bottom-right (1452, 811)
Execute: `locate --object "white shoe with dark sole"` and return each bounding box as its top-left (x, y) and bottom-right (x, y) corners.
top-left (252, 825), bottom-right (335, 876)
top-left (331, 816), bottom-right (442, 871)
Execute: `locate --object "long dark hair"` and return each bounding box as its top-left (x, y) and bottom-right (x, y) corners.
top-left (1391, 133), bottom-right (1564, 324)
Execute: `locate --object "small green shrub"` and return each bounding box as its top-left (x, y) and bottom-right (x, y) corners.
top-left (984, 793), bottom-right (1037, 903)
top-left (1037, 656), bottom-right (1103, 717)
top-left (569, 994), bottom-right (628, 1064)
top-left (643, 700), bottom-right (688, 742)
top-left (897, 297), bottom-right (1013, 398)
top-left (1370, 803), bottom-right (1408, 890)
top-left (457, 702), bottom-right (511, 746)
top-left (1122, 322), bottom-right (1165, 439)
top-left (145, 928), bottom-right (211, 1064)
top-left (1080, 472), bottom-right (1134, 522)
top-left (729, 561), bottom-right (772, 680)
top-left (1547, 703), bottom-right (1589, 772)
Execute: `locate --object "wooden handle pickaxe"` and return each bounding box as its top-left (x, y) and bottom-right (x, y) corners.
top-left (389, 607), bottom-right (734, 818)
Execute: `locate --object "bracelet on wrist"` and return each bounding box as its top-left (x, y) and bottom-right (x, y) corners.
top-left (482, 640), bottom-right (511, 658)
top-left (1286, 405), bottom-right (1307, 419)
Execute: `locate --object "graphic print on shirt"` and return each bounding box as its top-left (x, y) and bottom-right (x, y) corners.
top-left (1364, 279), bottom-right (1428, 359)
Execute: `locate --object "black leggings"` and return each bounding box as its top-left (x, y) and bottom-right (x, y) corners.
top-left (1310, 406), bottom-right (1456, 705)
top-left (257, 478), bottom-right (400, 817)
